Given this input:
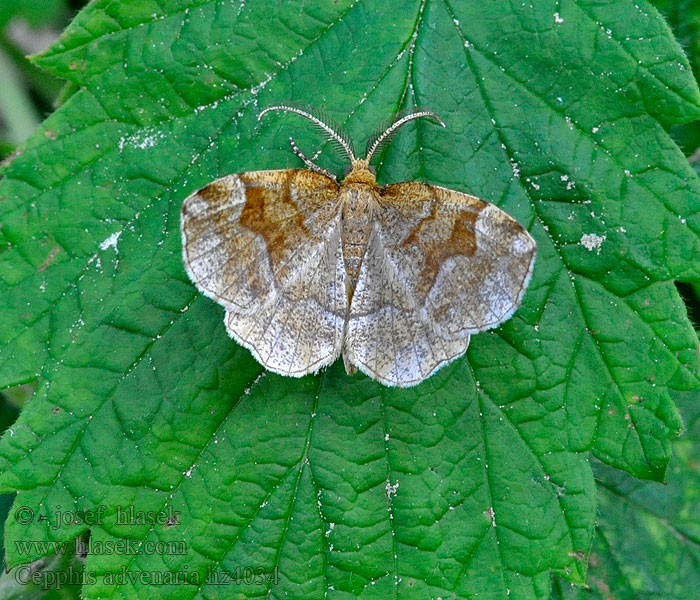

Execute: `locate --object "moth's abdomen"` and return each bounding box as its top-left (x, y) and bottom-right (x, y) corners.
top-left (341, 222), bottom-right (371, 293)
top-left (339, 185), bottom-right (377, 293)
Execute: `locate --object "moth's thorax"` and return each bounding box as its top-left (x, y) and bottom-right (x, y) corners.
top-left (339, 172), bottom-right (380, 294)
top-left (342, 159), bottom-right (377, 185)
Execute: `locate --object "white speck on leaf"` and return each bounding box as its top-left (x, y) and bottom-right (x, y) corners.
top-left (580, 233), bottom-right (606, 254)
top-left (99, 231), bottom-right (122, 253)
top-left (250, 72), bottom-right (273, 96)
top-left (118, 128), bottom-right (165, 151)
top-left (386, 479), bottom-right (399, 500)
top-left (510, 159), bottom-right (520, 178)
top-left (485, 506), bottom-right (496, 527)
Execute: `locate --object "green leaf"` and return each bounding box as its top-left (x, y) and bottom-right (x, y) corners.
top-left (551, 388), bottom-right (700, 599)
top-left (650, 0), bottom-right (700, 156)
top-left (0, 0), bottom-right (699, 598)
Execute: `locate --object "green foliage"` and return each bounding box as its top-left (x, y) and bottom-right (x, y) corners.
top-left (0, 1), bottom-right (699, 598)
top-left (0, 546), bottom-right (85, 600)
top-left (651, 0), bottom-right (700, 155)
top-left (0, 0), bottom-right (68, 29)
top-left (0, 0), bottom-right (78, 149)
top-left (552, 389), bottom-right (700, 599)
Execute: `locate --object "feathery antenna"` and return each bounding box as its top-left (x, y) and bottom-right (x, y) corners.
top-left (365, 109), bottom-right (445, 163)
top-left (258, 105), bottom-right (356, 162)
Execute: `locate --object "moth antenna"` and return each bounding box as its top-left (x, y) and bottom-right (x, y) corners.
top-left (365, 108), bottom-right (445, 163)
top-left (259, 104), bottom-right (356, 162)
top-left (288, 136), bottom-right (337, 182)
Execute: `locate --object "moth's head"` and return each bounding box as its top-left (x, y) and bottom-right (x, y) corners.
top-left (343, 159), bottom-right (377, 185)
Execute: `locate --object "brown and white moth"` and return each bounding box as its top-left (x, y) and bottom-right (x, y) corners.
top-left (180, 106), bottom-right (536, 387)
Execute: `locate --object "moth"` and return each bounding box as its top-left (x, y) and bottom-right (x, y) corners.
top-left (181, 106), bottom-right (536, 387)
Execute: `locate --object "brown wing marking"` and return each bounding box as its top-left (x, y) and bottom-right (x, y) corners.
top-left (238, 170), bottom-right (315, 270)
top-left (379, 182), bottom-right (536, 336)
